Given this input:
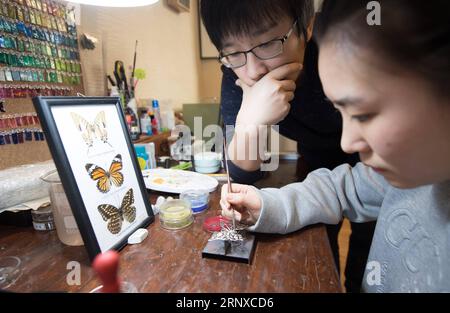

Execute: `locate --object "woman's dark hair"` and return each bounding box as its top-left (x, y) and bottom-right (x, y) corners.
top-left (200, 0), bottom-right (314, 51)
top-left (315, 0), bottom-right (450, 98)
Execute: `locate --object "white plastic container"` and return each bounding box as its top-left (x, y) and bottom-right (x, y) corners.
top-left (161, 109), bottom-right (175, 130)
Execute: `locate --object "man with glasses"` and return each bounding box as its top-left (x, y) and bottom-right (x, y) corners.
top-left (200, 0), bottom-right (376, 293)
top-left (219, 20), bottom-right (299, 69)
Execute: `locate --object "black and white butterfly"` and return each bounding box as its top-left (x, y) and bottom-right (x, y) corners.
top-left (71, 111), bottom-right (111, 150)
top-left (97, 188), bottom-right (136, 235)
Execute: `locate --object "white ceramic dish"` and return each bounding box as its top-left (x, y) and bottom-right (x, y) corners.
top-left (142, 168), bottom-right (219, 194)
top-left (194, 152), bottom-right (221, 174)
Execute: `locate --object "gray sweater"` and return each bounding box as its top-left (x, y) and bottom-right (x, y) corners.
top-left (249, 163), bottom-right (450, 292)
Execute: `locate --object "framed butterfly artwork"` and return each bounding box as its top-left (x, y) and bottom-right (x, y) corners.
top-left (33, 96), bottom-right (154, 261)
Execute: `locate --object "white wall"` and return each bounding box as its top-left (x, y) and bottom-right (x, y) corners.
top-left (80, 1), bottom-right (201, 110)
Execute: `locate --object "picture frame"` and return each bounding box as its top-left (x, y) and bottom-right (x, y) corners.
top-left (167, 0), bottom-right (190, 12)
top-left (33, 96), bottom-right (154, 261)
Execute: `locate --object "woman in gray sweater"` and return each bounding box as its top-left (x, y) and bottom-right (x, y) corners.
top-left (220, 0), bottom-right (450, 292)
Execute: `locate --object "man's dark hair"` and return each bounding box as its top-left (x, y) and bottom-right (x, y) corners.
top-left (200, 0), bottom-right (315, 51)
top-left (315, 0), bottom-right (450, 99)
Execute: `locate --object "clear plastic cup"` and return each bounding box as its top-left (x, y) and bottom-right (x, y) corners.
top-left (40, 170), bottom-right (84, 246)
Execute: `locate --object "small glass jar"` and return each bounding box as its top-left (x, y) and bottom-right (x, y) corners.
top-left (159, 199), bottom-right (193, 230)
top-left (31, 204), bottom-right (55, 231)
top-left (0, 256), bottom-right (22, 289)
top-left (180, 190), bottom-right (209, 214)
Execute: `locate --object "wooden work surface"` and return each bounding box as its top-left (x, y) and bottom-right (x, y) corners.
top-left (0, 160), bottom-right (341, 293)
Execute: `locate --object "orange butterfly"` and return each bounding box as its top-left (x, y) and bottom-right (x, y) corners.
top-left (85, 154), bottom-right (124, 193)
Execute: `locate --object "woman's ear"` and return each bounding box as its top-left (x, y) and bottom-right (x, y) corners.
top-left (306, 15), bottom-right (316, 42)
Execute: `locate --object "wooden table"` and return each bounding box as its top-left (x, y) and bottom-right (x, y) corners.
top-left (0, 161), bottom-right (341, 293)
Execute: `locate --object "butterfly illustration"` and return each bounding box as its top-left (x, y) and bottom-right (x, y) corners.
top-left (98, 188), bottom-right (136, 235)
top-left (85, 154), bottom-right (124, 193)
top-left (71, 111), bottom-right (111, 149)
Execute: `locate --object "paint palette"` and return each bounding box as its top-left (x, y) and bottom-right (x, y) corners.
top-left (142, 168), bottom-right (219, 194)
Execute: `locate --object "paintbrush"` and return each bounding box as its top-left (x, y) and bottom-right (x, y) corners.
top-left (130, 40), bottom-right (138, 96)
top-left (222, 138), bottom-right (236, 230)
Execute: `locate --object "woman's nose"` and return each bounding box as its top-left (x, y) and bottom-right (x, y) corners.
top-left (340, 119), bottom-right (371, 154)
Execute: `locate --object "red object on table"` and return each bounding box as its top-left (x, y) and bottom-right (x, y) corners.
top-left (92, 250), bottom-right (121, 293)
top-left (203, 216), bottom-right (231, 232)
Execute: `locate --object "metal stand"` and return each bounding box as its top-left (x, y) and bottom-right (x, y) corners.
top-left (202, 232), bottom-right (256, 264)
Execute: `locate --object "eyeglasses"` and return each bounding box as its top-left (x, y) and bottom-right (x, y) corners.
top-left (219, 20), bottom-right (298, 69)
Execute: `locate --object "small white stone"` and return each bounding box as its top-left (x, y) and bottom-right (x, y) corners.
top-left (127, 228), bottom-right (148, 245)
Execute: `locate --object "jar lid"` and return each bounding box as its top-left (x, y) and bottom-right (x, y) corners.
top-left (203, 216), bottom-right (231, 232)
top-left (31, 204), bottom-right (52, 215)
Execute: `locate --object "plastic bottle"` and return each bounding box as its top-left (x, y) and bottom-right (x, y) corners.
top-left (166, 108), bottom-right (175, 130)
top-left (150, 113), bottom-right (158, 135)
top-left (161, 108), bottom-right (175, 131)
top-left (140, 111), bottom-right (152, 136)
top-left (152, 99), bottom-right (162, 133)
top-left (124, 106), bottom-right (140, 141)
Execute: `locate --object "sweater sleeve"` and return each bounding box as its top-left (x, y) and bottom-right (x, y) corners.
top-left (248, 162), bottom-right (388, 234)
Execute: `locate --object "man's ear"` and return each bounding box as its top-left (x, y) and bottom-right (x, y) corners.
top-left (306, 15), bottom-right (316, 42)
